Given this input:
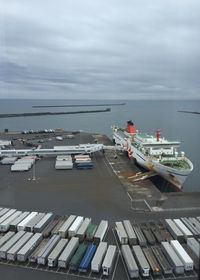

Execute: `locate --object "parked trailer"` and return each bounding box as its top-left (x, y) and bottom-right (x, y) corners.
top-left (58, 237), bottom-right (79, 268)
top-left (123, 220), bottom-right (137, 245)
top-left (69, 243), bottom-right (88, 271)
top-left (181, 218), bottom-right (199, 237)
top-left (102, 245), bottom-right (117, 276)
top-left (37, 234), bottom-right (60, 265)
top-left (143, 247), bottom-right (161, 276)
top-left (173, 219), bottom-right (193, 240)
top-left (28, 239), bottom-right (48, 263)
top-left (0, 211), bottom-right (22, 232)
top-left (165, 219), bottom-right (184, 242)
top-left (187, 237), bottom-right (200, 258)
top-left (149, 223), bottom-right (164, 243)
top-left (132, 245), bottom-right (150, 277)
top-left (94, 220), bottom-right (108, 244)
top-left (115, 222), bottom-right (128, 245)
top-left (17, 212), bottom-right (38, 231)
top-left (141, 225), bottom-right (156, 245)
top-left (58, 215), bottom-right (76, 238)
top-left (51, 216), bottom-right (67, 235)
top-left (121, 245), bottom-right (139, 279)
top-left (86, 223), bottom-right (97, 241)
top-left (9, 212), bottom-right (30, 232)
top-left (34, 212), bottom-right (53, 233)
top-left (91, 242), bottom-right (107, 273)
top-left (161, 241), bottom-right (184, 275)
top-left (0, 209), bottom-right (17, 226)
top-left (0, 231), bottom-right (15, 248)
top-left (189, 218), bottom-right (200, 234)
top-left (79, 244), bottom-right (97, 272)
top-left (182, 244), bottom-right (199, 271)
top-left (0, 208), bottom-right (10, 217)
top-left (0, 231), bottom-right (25, 259)
top-left (7, 232), bottom-right (33, 261)
top-left (48, 238), bottom-right (68, 267)
top-left (170, 240), bottom-right (193, 271)
top-left (76, 218), bottom-right (91, 241)
top-left (151, 246), bottom-right (172, 275)
top-left (42, 216), bottom-right (60, 238)
top-left (68, 216), bottom-right (84, 237)
top-left (17, 233), bottom-right (43, 262)
top-left (157, 222), bottom-right (173, 241)
top-left (132, 225), bottom-right (147, 247)
top-left (25, 213), bottom-right (45, 232)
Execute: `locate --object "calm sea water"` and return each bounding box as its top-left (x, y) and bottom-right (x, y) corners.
top-left (0, 99), bottom-right (199, 192)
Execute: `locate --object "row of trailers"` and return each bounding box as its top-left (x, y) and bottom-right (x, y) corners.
top-left (115, 220), bottom-right (197, 279)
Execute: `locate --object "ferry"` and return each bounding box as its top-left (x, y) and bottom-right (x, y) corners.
top-left (112, 121), bottom-right (193, 190)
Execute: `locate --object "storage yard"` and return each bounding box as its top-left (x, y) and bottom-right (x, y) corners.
top-left (0, 130), bottom-right (200, 280)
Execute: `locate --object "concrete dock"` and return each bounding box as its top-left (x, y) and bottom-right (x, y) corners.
top-left (0, 130), bottom-right (200, 280)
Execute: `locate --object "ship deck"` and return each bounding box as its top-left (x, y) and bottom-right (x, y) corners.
top-left (0, 131), bottom-right (200, 280)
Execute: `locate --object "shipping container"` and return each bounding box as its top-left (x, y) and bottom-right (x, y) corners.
top-left (115, 222), bottom-right (128, 245)
top-left (151, 246), bottom-right (172, 275)
top-left (0, 231), bottom-right (15, 249)
top-left (34, 212), bottom-right (53, 233)
top-left (161, 241), bottom-right (184, 274)
top-left (94, 220), bottom-right (108, 244)
top-left (37, 234), bottom-right (60, 265)
top-left (7, 232), bottom-right (33, 261)
top-left (79, 244), bottom-right (97, 272)
top-left (76, 218), bottom-right (91, 241)
top-left (17, 212), bottom-right (38, 231)
top-left (0, 209), bottom-right (17, 226)
top-left (25, 213), bottom-right (45, 232)
top-left (149, 223), bottom-right (164, 243)
top-left (86, 223), bottom-right (97, 241)
top-left (69, 243), bottom-right (87, 271)
top-left (170, 240), bottom-right (193, 271)
top-left (28, 239), bottom-right (48, 263)
top-left (91, 242), bottom-right (107, 273)
top-left (58, 215), bottom-right (76, 238)
top-left (0, 211), bottom-right (22, 232)
top-left (48, 238), bottom-right (68, 267)
top-left (123, 220), bottom-right (137, 245)
top-left (132, 225), bottom-right (146, 247)
top-left (68, 216), bottom-right (84, 237)
top-left (182, 244), bottom-right (199, 270)
top-left (143, 247), bottom-right (161, 276)
top-left (58, 237), bottom-right (79, 268)
top-left (17, 233), bottom-right (43, 262)
top-left (187, 237), bottom-right (200, 258)
top-left (132, 245), bottom-right (150, 277)
top-left (121, 245), bottom-right (139, 279)
top-left (41, 216), bottom-right (60, 238)
top-left (173, 219), bottom-right (193, 240)
top-left (0, 231), bottom-right (25, 259)
top-left (165, 219), bottom-right (184, 242)
top-left (189, 218), bottom-right (200, 235)
top-left (102, 245), bottom-right (117, 276)
top-left (9, 212), bottom-right (30, 232)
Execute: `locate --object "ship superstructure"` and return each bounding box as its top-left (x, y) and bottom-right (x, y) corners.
top-left (112, 121), bottom-right (193, 190)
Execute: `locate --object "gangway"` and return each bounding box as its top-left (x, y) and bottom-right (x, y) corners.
top-left (0, 144), bottom-right (122, 157)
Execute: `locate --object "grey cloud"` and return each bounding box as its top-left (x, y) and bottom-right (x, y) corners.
top-left (0, 0), bottom-right (200, 99)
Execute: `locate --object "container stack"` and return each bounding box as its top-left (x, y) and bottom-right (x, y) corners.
top-left (55, 155), bottom-right (73, 170)
top-left (11, 156), bottom-right (36, 172)
top-left (74, 155), bottom-right (93, 170)
top-left (1, 157), bottom-right (17, 165)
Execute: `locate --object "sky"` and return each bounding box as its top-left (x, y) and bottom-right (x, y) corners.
top-left (0, 0), bottom-right (200, 99)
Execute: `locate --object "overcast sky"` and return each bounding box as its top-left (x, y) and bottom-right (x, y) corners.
top-left (0, 0), bottom-right (200, 99)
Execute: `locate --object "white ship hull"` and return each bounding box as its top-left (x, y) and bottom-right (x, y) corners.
top-left (113, 131), bottom-right (193, 190)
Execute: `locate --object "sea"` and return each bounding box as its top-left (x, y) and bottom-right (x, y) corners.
top-left (0, 99), bottom-right (199, 192)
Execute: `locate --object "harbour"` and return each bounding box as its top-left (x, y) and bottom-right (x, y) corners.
top-left (0, 129), bottom-right (200, 279)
